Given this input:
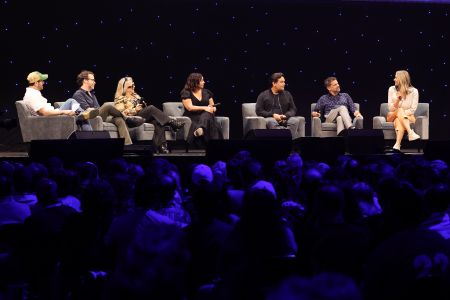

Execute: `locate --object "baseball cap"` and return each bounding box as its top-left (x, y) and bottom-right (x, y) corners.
top-left (27, 71), bottom-right (48, 84)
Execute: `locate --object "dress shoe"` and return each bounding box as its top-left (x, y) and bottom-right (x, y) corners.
top-left (168, 119), bottom-right (185, 132)
top-left (77, 108), bottom-right (99, 121)
top-left (408, 130), bottom-right (420, 141)
top-left (158, 143), bottom-right (170, 154)
top-left (126, 116), bottom-right (145, 128)
top-left (349, 125), bottom-right (356, 130)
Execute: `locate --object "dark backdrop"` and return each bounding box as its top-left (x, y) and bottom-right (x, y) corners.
top-left (1, 0), bottom-right (449, 140)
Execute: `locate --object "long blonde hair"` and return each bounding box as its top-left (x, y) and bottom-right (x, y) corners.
top-left (114, 77), bottom-right (135, 99)
top-left (395, 70), bottom-right (412, 96)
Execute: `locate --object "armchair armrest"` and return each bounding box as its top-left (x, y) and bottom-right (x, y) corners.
top-left (354, 116), bottom-right (364, 129)
top-left (373, 116), bottom-right (386, 130)
top-left (312, 117), bottom-right (322, 137)
top-left (25, 116), bottom-right (77, 141)
top-left (291, 116), bottom-right (306, 138)
top-left (243, 116), bottom-right (267, 136)
top-left (215, 116), bottom-right (230, 140)
top-left (169, 116), bottom-right (192, 141)
top-left (414, 116), bottom-right (429, 140)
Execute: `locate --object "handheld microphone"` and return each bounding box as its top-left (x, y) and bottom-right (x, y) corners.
top-left (213, 103), bottom-right (221, 107)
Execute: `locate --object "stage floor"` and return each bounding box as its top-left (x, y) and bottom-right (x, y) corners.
top-left (0, 138), bottom-right (433, 166)
top-left (0, 147), bottom-right (423, 159)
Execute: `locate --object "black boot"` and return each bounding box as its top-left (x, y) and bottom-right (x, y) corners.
top-left (158, 142), bottom-right (170, 154)
top-left (167, 119), bottom-right (185, 132)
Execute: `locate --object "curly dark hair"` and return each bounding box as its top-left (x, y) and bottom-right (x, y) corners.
top-left (181, 73), bottom-right (203, 93)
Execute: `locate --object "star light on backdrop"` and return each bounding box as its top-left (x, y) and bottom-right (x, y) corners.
top-left (1, 0), bottom-right (449, 138)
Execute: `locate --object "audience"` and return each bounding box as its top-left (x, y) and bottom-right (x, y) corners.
top-left (1, 151), bottom-right (450, 300)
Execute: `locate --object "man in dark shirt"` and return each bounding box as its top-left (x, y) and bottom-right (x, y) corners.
top-left (312, 77), bottom-right (363, 134)
top-left (255, 72), bottom-right (302, 139)
top-left (72, 70), bottom-right (144, 145)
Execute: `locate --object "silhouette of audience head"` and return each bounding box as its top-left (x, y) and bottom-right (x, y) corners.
top-left (135, 173), bottom-right (176, 209)
top-left (0, 175), bottom-right (12, 198)
top-left (191, 164), bottom-right (213, 187)
top-left (424, 183), bottom-right (450, 213)
top-left (35, 178), bottom-right (58, 206)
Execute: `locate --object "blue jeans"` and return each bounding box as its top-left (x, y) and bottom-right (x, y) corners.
top-left (58, 98), bottom-right (92, 131)
top-left (266, 117), bottom-right (301, 139)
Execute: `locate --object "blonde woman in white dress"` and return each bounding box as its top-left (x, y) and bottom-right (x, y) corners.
top-left (387, 70), bottom-right (420, 151)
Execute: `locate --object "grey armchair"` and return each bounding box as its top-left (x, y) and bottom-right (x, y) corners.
top-left (242, 103), bottom-right (305, 139)
top-left (311, 103), bottom-right (363, 137)
top-left (16, 100), bottom-right (78, 142)
top-left (163, 102), bottom-right (229, 139)
top-left (373, 102), bottom-right (429, 140)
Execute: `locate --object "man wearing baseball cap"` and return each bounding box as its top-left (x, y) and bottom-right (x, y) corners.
top-left (23, 71), bottom-right (99, 130)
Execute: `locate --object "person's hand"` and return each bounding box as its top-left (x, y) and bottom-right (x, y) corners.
top-left (208, 105), bottom-right (217, 113)
top-left (354, 111), bottom-right (363, 118)
top-left (312, 111), bottom-right (321, 118)
top-left (205, 106), bottom-right (214, 113)
top-left (278, 115), bottom-right (288, 125)
top-left (273, 113), bottom-right (283, 122)
top-left (136, 104), bottom-right (143, 113)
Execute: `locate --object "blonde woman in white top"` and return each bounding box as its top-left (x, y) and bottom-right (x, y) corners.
top-left (387, 70), bottom-right (420, 151)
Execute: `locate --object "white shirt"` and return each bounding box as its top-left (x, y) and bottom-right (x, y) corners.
top-left (388, 85), bottom-right (419, 116)
top-left (23, 87), bottom-right (55, 116)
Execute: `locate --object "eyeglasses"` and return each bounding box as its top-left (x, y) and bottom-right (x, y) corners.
top-left (127, 85), bottom-right (135, 89)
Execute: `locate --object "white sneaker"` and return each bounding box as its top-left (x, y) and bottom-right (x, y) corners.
top-left (408, 130), bottom-right (420, 141)
top-left (393, 143), bottom-right (401, 151)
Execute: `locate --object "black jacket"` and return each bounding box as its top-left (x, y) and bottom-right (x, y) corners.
top-left (255, 89), bottom-right (297, 118)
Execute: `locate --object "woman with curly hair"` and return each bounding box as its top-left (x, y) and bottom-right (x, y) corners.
top-left (180, 73), bottom-right (223, 147)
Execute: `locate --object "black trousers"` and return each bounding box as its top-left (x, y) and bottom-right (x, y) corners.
top-left (138, 105), bottom-right (171, 147)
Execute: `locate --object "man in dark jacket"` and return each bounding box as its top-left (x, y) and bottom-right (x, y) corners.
top-left (256, 72), bottom-right (301, 138)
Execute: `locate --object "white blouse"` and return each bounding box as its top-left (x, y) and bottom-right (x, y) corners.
top-left (387, 85), bottom-right (419, 116)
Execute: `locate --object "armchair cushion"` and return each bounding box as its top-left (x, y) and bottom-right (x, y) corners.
top-left (242, 103), bottom-right (266, 136)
